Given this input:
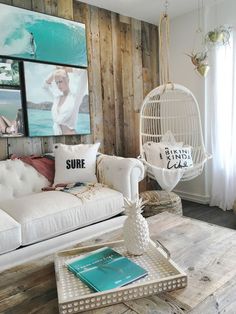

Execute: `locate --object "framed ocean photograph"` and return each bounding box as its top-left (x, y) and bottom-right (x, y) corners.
top-left (24, 61), bottom-right (90, 137)
top-left (0, 88), bottom-right (25, 137)
top-left (0, 3), bottom-right (87, 67)
top-left (0, 57), bottom-right (20, 87)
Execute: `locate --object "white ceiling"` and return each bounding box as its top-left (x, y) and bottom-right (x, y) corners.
top-left (77, 0), bottom-right (220, 24)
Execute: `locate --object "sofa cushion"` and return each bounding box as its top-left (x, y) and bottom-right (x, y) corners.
top-left (0, 188), bottom-right (124, 245)
top-left (0, 208), bottom-right (21, 254)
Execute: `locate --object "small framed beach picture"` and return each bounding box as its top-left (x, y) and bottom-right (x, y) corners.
top-left (0, 3), bottom-right (87, 67)
top-left (24, 61), bottom-right (90, 137)
top-left (0, 58), bottom-right (21, 87)
top-left (0, 88), bottom-right (25, 137)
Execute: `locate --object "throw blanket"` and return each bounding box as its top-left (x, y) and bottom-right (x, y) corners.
top-left (11, 154), bottom-right (55, 184)
top-left (42, 182), bottom-right (106, 202)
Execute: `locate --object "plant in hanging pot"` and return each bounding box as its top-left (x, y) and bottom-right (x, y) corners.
top-left (186, 51), bottom-right (210, 77)
top-left (205, 25), bottom-right (231, 46)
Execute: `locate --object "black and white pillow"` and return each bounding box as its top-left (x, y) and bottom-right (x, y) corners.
top-left (53, 143), bottom-right (100, 185)
top-left (159, 145), bottom-right (193, 170)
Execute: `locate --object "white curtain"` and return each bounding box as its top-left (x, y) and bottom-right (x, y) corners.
top-left (207, 32), bottom-right (236, 210)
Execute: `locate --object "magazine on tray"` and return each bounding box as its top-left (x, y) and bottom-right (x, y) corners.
top-left (65, 247), bottom-right (148, 292)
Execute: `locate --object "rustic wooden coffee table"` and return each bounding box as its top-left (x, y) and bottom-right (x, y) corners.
top-left (0, 212), bottom-right (236, 314)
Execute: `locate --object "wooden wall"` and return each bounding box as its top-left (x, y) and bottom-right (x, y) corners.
top-left (0, 0), bottom-right (159, 160)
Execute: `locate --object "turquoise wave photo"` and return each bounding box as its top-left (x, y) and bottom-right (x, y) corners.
top-left (0, 3), bottom-right (87, 67)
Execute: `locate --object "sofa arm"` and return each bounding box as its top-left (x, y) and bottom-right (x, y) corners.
top-left (97, 154), bottom-right (145, 201)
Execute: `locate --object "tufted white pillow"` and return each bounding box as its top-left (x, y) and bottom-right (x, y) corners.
top-left (53, 143), bottom-right (100, 185)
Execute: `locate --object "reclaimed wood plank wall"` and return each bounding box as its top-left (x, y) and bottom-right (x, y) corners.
top-left (0, 0), bottom-right (159, 160)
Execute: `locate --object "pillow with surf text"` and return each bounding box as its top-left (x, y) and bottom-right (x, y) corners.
top-left (53, 143), bottom-right (100, 186)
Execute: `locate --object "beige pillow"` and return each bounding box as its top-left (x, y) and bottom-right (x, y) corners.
top-left (53, 143), bottom-right (100, 185)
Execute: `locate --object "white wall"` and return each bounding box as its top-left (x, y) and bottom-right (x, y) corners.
top-left (169, 0), bottom-right (236, 203)
top-left (169, 10), bottom-right (209, 203)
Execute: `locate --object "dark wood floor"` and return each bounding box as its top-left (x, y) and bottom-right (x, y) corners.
top-left (182, 200), bottom-right (236, 230)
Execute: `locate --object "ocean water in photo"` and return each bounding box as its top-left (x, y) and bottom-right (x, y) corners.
top-left (27, 109), bottom-right (90, 136)
top-left (0, 89), bottom-right (22, 120)
top-left (1, 8), bottom-right (87, 66)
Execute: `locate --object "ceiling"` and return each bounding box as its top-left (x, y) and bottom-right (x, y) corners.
top-left (77, 0), bottom-right (221, 25)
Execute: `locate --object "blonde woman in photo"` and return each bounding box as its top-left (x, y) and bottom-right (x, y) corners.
top-left (44, 66), bottom-right (87, 135)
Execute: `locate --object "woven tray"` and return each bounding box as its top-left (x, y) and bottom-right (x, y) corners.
top-left (54, 240), bottom-right (187, 314)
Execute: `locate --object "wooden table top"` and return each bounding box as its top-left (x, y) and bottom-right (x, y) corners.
top-left (0, 212), bottom-right (236, 314)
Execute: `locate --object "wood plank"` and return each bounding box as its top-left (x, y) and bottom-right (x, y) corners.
top-left (44, 0), bottom-right (58, 16)
top-left (0, 0), bottom-right (12, 5)
top-left (190, 274), bottom-right (236, 314)
top-left (120, 21), bottom-right (135, 157)
top-left (65, 135), bottom-right (81, 145)
top-left (119, 15), bottom-right (131, 25)
top-left (73, 0), bottom-right (87, 24)
top-left (32, 0), bottom-right (45, 13)
top-left (8, 137), bottom-right (42, 156)
top-left (99, 9), bottom-right (115, 155)
top-left (73, 1), bottom-right (93, 145)
top-left (57, 0), bottom-right (73, 19)
top-left (41, 137), bottom-right (55, 154)
top-left (142, 22), bottom-right (152, 97)
top-left (111, 12), bottom-right (124, 156)
top-left (142, 67), bottom-right (152, 98)
top-left (141, 22), bottom-right (151, 70)
top-left (0, 139), bottom-right (8, 160)
top-left (12, 0), bottom-right (31, 9)
top-left (55, 0), bottom-right (74, 145)
top-left (131, 18), bottom-right (143, 113)
top-left (86, 5), bottom-right (104, 150)
top-left (131, 18), bottom-right (143, 157)
top-left (150, 24), bottom-right (159, 87)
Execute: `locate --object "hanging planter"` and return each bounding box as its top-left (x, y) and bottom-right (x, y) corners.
top-left (196, 63), bottom-right (210, 77)
top-left (186, 51), bottom-right (210, 77)
top-left (205, 25), bottom-right (231, 46)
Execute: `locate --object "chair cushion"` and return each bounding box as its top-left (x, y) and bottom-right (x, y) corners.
top-left (0, 208), bottom-right (21, 254)
top-left (0, 188), bottom-right (124, 245)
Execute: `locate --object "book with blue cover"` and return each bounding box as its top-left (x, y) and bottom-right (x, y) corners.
top-left (65, 247), bottom-right (148, 292)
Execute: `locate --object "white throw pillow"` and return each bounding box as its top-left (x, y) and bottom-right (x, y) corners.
top-left (143, 142), bottom-right (163, 167)
top-left (53, 143), bottom-right (100, 185)
top-left (159, 145), bottom-right (193, 170)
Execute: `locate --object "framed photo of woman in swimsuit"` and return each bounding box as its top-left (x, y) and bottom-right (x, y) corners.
top-left (23, 60), bottom-right (90, 137)
top-left (0, 57), bottom-right (26, 137)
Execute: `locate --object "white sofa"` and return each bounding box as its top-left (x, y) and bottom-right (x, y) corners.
top-left (0, 154), bottom-right (144, 271)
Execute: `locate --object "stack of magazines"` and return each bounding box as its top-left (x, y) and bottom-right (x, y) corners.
top-left (65, 247), bottom-right (148, 292)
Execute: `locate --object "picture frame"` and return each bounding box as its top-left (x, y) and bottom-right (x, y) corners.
top-left (0, 3), bottom-right (87, 67)
top-left (23, 61), bottom-right (90, 137)
top-left (0, 57), bottom-right (21, 87)
top-left (0, 87), bottom-right (26, 138)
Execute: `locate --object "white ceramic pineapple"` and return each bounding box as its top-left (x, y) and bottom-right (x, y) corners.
top-left (123, 197), bottom-right (150, 255)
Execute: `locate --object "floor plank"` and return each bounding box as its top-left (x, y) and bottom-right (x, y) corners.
top-left (182, 200), bottom-right (236, 230)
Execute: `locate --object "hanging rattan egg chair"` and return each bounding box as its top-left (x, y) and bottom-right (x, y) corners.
top-left (139, 6), bottom-right (211, 190)
top-left (139, 83), bottom-right (210, 182)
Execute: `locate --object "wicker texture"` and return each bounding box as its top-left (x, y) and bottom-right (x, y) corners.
top-left (139, 84), bottom-right (211, 182)
top-left (140, 190), bottom-right (182, 217)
